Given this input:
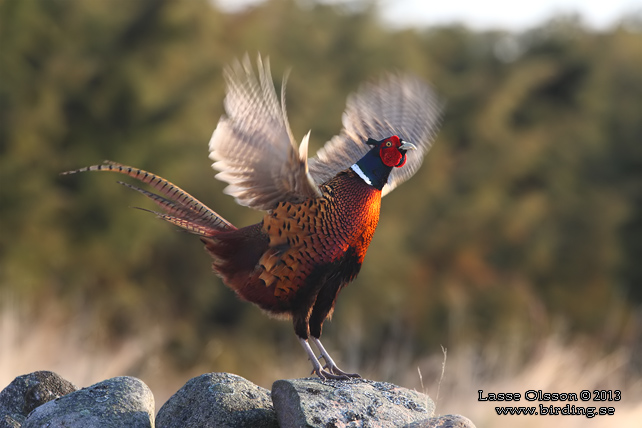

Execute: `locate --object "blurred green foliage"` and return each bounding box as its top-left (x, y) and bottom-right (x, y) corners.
top-left (1, 0), bottom-right (641, 378)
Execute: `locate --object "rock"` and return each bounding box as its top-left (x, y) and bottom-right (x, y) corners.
top-left (2, 371), bottom-right (474, 428)
top-left (0, 371), bottom-right (77, 428)
top-left (405, 414), bottom-right (476, 428)
top-left (22, 376), bottom-right (154, 428)
top-left (156, 372), bottom-right (278, 428)
top-left (272, 377), bottom-right (438, 428)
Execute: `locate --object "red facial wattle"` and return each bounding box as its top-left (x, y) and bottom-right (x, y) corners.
top-left (379, 136), bottom-right (407, 168)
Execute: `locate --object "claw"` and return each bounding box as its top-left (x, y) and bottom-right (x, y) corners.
top-left (315, 367), bottom-right (352, 380)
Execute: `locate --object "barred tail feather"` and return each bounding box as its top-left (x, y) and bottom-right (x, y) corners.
top-left (118, 181), bottom-right (232, 236)
top-left (133, 207), bottom-right (223, 236)
top-left (62, 161), bottom-right (235, 235)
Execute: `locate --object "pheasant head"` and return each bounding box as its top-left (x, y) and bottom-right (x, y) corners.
top-left (350, 136), bottom-right (417, 190)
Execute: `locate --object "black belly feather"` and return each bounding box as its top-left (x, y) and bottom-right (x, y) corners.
top-left (292, 246), bottom-right (363, 339)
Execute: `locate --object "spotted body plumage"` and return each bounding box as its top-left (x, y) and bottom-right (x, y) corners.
top-left (262, 170), bottom-right (381, 301)
top-left (63, 55), bottom-right (441, 379)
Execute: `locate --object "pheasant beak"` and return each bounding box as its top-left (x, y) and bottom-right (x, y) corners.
top-left (399, 141), bottom-right (417, 152)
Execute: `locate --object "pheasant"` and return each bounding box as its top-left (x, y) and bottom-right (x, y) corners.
top-left (62, 56), bottom-right (441, 379)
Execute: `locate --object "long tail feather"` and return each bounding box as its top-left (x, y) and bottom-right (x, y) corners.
top-left (132, 207), bottom-right (223, 236)
top-left (116, 181), bottom-right (231, 234)
top-left (62, 161), bottom-right (236, 234)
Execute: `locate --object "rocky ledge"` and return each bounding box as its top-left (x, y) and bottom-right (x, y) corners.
top-left (1, 371), bottom-right (475, 428)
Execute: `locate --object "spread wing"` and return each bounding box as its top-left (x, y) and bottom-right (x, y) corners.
top-left (209, 55), bottom-right (320, 211)
top-left (308, 74), bottom-right (442, 196)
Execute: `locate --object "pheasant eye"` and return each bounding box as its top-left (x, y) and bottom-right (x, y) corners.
top-left (385, 141), bottom-right (392, 147)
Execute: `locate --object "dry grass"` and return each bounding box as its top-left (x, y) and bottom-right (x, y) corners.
top-left (0, 301), bottom-right (148, 387)
top-left (2, 301), bottom-right (640, 427)
top-left (410, 339), bottom-right (642, 428)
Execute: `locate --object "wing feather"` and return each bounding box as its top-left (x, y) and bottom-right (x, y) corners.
top-left (209, 55), bottom-right (320, 211)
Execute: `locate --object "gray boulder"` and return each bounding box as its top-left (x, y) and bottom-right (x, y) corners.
top-left (405, 414), bottom-right (477, 428)
top-left (272, 377), bottom-right (440, 428)
top-left (156, 372), bottom-right (278, 428)
top-left (22, 376), bottom-right (154, 428)
top-left (2, 371), bottom-right (475, 428)
top-left (0, 371), bottom-right (77, 428)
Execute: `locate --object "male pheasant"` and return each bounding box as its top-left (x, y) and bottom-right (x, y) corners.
top-left (63, 56), bottom-right (441, 379)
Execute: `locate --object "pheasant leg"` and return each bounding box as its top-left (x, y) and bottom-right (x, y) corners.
top-left (298, 338), bottom-right (355, 380)
top-left (310, 337), bottom-right (360, 378)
